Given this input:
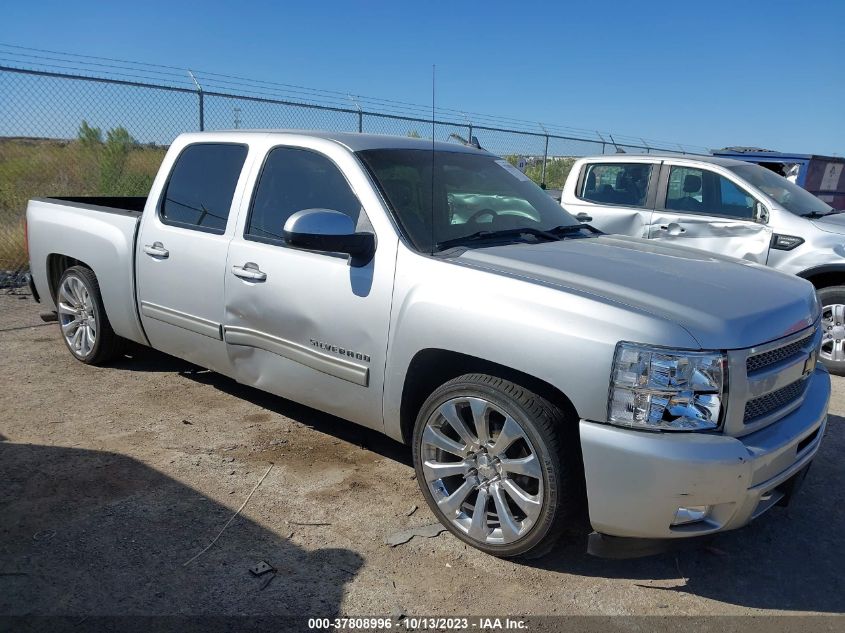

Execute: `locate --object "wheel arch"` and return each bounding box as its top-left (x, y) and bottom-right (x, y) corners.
top-left (399, 348), bottom-right (580, 446)
top-left (46, 254), bottom-right (93, 302)
top-left (797, 264), bottom-right (845, 290)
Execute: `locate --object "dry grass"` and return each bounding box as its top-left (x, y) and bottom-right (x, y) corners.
top-left (0, 138), bottom-right (165, 270)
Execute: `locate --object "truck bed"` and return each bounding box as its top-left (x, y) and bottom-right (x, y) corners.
top-left (41, 196), bottom-right (147, 216)
top-left (26, 196), bottom-right (149, 346)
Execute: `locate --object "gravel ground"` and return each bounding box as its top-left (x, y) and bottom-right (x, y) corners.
top-left (0, 291), bottom-right (843, 619)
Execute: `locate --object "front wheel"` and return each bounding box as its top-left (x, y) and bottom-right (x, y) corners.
top-left (818, 286), bottom-right (845, 376)
top-left (412, 373), bottom-right (583, 558)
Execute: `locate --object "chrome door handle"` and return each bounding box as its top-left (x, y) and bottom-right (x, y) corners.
top-left (232, 263), bottom-right (267, 282)
top-left (143, 242), bottom-right (169, 258)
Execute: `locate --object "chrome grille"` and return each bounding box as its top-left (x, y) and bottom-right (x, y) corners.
top-left (744, 377), bottom-right (809, 423)
top-left (747, 332), bottom-right (815, 374)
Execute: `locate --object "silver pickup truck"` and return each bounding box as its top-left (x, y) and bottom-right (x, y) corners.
top-left (26, 131), bottom-right (829, 558)
top-left (561, 154), bottom-right (845, 375)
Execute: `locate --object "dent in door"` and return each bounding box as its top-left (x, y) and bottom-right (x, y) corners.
top-left (587, 207), bottom-right (651, 238)
top-left (649, 215), bottom-right (771, 263)
top-left (223, 325), bottom-right (370, 386)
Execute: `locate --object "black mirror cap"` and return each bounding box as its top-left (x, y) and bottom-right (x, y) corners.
top-left (283, 230), bottom-right (375, 266)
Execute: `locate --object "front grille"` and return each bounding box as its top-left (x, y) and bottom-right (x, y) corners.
top-left (744, 377), bottom-right (809, 423)
top-left (747, 332), bottom-right (815, 374)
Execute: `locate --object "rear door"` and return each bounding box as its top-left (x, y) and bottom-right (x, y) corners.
top-left (649, 163), bottom-right (772, 263)
top-left (136, 141), bottom-right (252, 374)
top-left (564, 160), bottom-right (658, 237)
top-left (222, 138), bottom-right (397, 431)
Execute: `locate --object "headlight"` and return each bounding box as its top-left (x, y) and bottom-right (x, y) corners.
top-left (608, 343), bottom-right (725, 431)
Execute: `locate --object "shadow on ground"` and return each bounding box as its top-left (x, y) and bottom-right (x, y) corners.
top-left (113, 344), bottom-right (412, 466)
top-left (0, 442), bottom-right (362, 616)
top-left (89, 345), bottom-right (845, 614)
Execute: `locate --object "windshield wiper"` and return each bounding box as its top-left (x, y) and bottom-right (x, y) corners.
top-left (548, 223), bottom-right (599, 235)
top-left (436, 227), bottom-right (560, 251)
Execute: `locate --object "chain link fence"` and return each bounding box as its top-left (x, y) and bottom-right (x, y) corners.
top-left (0, 63), bottom-right (710, 296)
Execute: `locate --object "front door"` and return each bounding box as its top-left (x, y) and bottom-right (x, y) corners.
top-left (649, 164), bottom-right (772, 264)
top-left (223, 141), bottom-right (397, 431)
top-left (136, 141), bottom-right (251, 374)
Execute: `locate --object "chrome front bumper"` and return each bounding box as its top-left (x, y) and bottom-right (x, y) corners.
top-left (579, 366), bottom-right (829, 540)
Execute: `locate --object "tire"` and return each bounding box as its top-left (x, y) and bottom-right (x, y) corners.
top-left (56, 266), bottom-right (124, 365)
top-left (412, 373), bottom-right (583, 558)
top-left (818, 286), bottom-right (845, 376)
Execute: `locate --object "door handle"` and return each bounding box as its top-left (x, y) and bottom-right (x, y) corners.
top-left (143, 242), bottom-right (169, 258)
top-left (576, 212), bottom-right (593, 222)
top-left (658, 223), bottom-right (686, 235)
top-left (232, 262), bottom-right (267, 282)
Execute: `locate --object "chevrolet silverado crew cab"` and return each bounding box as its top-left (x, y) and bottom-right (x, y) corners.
top-left (26, 131), bottom-right (829, 558)
top-left (561, 154), bottom-right (845, 375)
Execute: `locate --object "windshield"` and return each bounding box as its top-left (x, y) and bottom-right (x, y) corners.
top-left (357, 149), bottom-right (580, 252)
top-left (728, 162), bottom-right (834, 216)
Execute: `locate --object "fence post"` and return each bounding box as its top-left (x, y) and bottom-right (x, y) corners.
top-left (541, 135), bottom-right (549, 185)
top-left (538, 124), bottom-right (549, 186)
top-left (596, 131), bottom-right (607, 155)
top-left (188, 70), bottom-right (204, 131)
top-left (349, 95), bottom-right (363, 133)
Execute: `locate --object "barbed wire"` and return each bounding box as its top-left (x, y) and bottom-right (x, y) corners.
top-left (0, 42), bottom-right (710, 153)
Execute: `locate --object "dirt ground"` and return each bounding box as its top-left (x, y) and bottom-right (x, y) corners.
top-left (1, 289), bottom-right (844, 620)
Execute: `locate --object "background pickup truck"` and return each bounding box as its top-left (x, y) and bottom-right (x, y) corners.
top-left (561, 154), bottom-right (845, 375)
top-left (27, 131), bottom-right (829, 558)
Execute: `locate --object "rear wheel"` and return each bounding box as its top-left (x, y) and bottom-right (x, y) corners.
top-left (56, 266), bottom-right (124, 365)
top-left (818, 286), bottom-right (845, 376)
top-left (412, 373), bottom-right (583, 558)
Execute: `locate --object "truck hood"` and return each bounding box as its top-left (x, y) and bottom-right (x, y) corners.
top-left (457, 235), bottom-right (818, 350)
top-left (811, 212), bottom-right (845, 234)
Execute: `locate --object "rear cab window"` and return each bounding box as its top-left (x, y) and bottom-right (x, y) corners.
top-left (160, 143), bottom-right (248, 233)
top-left (578, 163), bottom-right (653, 207)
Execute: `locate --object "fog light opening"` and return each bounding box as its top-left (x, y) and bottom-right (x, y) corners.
top-left (672, 505), bottom-right (710, 526)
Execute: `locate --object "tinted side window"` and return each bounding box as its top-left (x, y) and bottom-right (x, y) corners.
top-left (579, 163), bottom-right (652, 207)
top-left (666, 166), bottom-right (755, 219)
top-left (246, 148), bottom-right (361, 242)
top-left (160, 143), bottom-right (247, 233)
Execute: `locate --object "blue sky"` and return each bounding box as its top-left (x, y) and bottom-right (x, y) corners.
top-left (2, 0), bottom-right (843, 154)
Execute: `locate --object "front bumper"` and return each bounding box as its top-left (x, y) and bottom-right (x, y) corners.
top-left (580, 366), bottom-right (829, 540)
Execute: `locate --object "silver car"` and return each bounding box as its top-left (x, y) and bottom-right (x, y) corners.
top-left (562, 154), bottom-right (845, 374)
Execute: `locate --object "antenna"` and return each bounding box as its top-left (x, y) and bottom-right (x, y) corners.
top-left (430, 64), bottom-right (436, 255)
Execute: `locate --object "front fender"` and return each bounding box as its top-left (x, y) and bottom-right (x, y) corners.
top-left (381, 248), bottom-right (699, 442)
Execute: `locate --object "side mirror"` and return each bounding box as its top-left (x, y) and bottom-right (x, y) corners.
top-left (754, 201), bottom-right (770, 224)
top-left (283, 208), bottom-right (375, 265)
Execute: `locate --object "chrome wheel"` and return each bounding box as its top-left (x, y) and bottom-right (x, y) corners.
top-left (420, 396), bottom-right (544, 545)
top-left (57, 274), bottom-right (97, 358)
top-left (821, 303), bottom-right (845, 363)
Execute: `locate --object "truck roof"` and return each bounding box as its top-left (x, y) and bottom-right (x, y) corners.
top-left (713, 148), bottom-right (845, 163)
top-left (175, 129), bottom-right (487, 154)
top-left (578, 153), bottom-right (749, 168)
